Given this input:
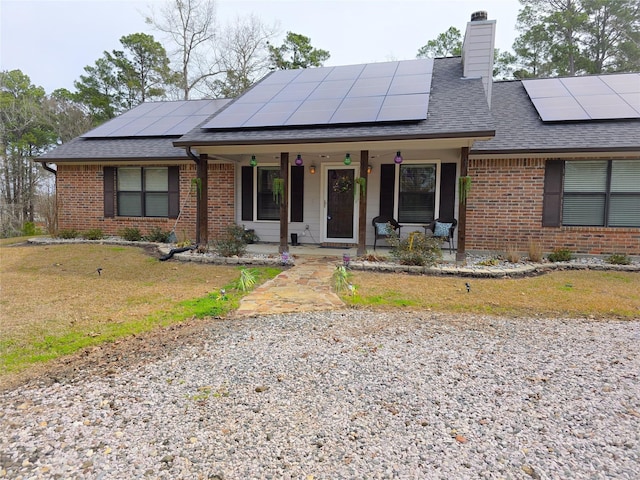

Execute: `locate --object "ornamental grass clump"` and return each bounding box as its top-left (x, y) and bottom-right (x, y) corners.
top-left (387, 230), bottom-right (442, 266)
top-left (605, 253), bottom-right (631, 265)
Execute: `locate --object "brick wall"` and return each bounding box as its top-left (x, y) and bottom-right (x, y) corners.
top-left (467, 157), bottom-right (640, 255)
top-left (56, 163), bottom-right (235, 241)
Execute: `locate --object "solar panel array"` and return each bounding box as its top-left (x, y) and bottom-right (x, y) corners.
top-left (202, 59), bottom-right (434, 129)
top-left (82, 99), bottom-right (230, 138)
top-left (522, 73), bottom-right (640, 122)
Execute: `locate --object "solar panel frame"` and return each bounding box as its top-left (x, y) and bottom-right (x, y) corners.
top-left (202, 58), bottom-right (435, 129)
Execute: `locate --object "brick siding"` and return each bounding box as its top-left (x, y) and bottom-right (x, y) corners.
top-left (56, 163), bottom-right (235, 241)
top-left (467, 157), bottom-right (640, 255)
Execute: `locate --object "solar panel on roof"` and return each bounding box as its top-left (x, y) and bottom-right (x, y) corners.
top-left (523, 73), bottom-right (640, 122)
top-left (81, 99), bottom-right (229, 138)
top-left (202, 58), bottom-right (434, 129)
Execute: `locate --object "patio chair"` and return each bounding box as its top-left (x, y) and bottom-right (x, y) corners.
top-left (372, 215), bottom-right (402, 250)
top-left (427, 218), bottom-right (457, 254)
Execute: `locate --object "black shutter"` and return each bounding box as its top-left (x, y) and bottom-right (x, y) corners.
top-left (103, 167), bottom-right (115, 218)
top-left (168, 166), bottom-right (180, 218)
top-left (290, 166), bottom-right (304, 222)
top-left (439, 163), bottom-right (457, 221)
top-left (241, 166), bottom-right (254, 221)
top-left (542, 160), bottom-right (564, 227)
top-left (379, 164), bottom-right (396, 218)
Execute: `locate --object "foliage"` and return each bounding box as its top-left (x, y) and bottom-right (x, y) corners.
top-left (476, 257), bottom-right (500, 266)
top-left (505, 246), bottom-right (521, 263)
top-left (73, 32), bottom-right (173, 122)
top-left (548, 248), bottom-right (573, 262)
top-left (416, 27), bottom-right (462, 58)
top-left (605, 253), bottom-right (631, 265)
top-left (237, 268), bottom-right (258, 292)
top-left (387, 230), bottom-right (442, 266)
top-left (242, 228), bottom-right (260, 244)
top-left (528, 241), bottom-right (544, 263)
top-left (56, 228), bottom-right (79, 239)
top-left (268, 32), bottom-right (330, 70)
top-left (21, 221), bottom-right (41, 236)
top-left (332, 265), bottom-right (353, 294)
top-left (272, 177), bottom-right (285, 204)
top-left (211, 223), bottom-right (247, 257)
top-left (515, 0), bottom-right (640, 76)
top-left (120, 227), bottom-right (142, 242)
top-left (355, 177), bottom-right (366, 198)
top-left (458, 176), bottom-right (471, 205)
top-left (143, 227), bottom-right (171, 243)
top-left (81, 228), bottom-right (104, 240)
top-left (0, 70), bottom-right (56, 237)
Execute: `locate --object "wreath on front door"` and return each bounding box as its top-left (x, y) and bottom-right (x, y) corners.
top-left (333, 175), bottom-right (354, 193)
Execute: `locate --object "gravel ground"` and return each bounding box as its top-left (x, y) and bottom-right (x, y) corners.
top-left (1, 310), bottom-right (639, 479)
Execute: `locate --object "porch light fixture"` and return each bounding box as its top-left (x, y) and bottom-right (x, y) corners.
top-left (295, 154), bottom-right (303, 166)
top-left (250, 155), bottom-right (257, 167)
top-left (344, 153), bottom-right (352, 166)
top-left (309, 164), bottom-right (316, 174)
top-left (394, 151), bottom-right (403, 164)
top-left (367, 165), bottom-right (373, 174)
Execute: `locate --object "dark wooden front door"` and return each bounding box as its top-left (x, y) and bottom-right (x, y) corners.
top-left (326, 168), bottom-right (355, 239)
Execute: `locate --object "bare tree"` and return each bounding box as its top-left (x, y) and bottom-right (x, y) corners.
top-left (146, 0), bottom-right (222, 99)
top-left (208, 14), bottom-right (277, 98)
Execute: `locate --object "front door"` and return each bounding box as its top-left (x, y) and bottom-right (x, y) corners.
top-left (323, 166), bottom-right (358, 243)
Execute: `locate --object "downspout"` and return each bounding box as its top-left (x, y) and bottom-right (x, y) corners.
top-left (42, 162), bottom-right (57, 176)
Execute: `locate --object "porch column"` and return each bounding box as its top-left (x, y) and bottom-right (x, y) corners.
top-left (456, 147), bottom-right (468, 262)
top-left (196, 153), bottom-right (208, 245)
top-left (279, 152), bottom-right (289, 253)
top-left (357, 150), bottom-right (369, 256)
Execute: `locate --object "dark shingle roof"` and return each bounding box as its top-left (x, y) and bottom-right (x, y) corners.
top-left (174, 57), bottom-right (495, 147)
top-left (472, 79), bottom-right (640, 154)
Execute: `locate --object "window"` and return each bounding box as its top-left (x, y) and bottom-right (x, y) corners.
top-left (117, 167), bottom-right (169, 217)
top-left (398, 164), bottom-right (436, 223)
top-left (562, 160), bottom-right (640, 227)
top-left (256, 167), bottom-right (280, 220)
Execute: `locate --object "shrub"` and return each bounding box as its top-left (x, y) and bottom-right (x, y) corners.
top-left (527, 241), bottom-right (543, 263)
top-left (21, 221), bottom-right (42, 236)
top-left (387, 230), bottom-right (442, 266)
top-left (548, 248), bottom-right (573, 262)
top-left (56, 229), bottom-right (79, 239)
top-left (605, 253), bottom-right (631, 265)
top-left (82, 228), bottom-right (104, 240)
top-left (477, 257), bottom-right (500, 266)
top-left (120, 227), bottom-right (142, 242)
top-left (143, 227), bottom-right (171, 243)
top-left (211, 224), bottom-right (247, 257)
top-left (505, 245), bottom-right (521, 263)
top-left (242, 228), bottom-right (260, 244)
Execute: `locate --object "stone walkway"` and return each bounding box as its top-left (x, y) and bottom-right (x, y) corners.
top-left (234, 256), bottom-right (345, 317)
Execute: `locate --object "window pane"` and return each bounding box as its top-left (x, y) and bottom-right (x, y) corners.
top-left (257, 167), bottom-right (280, 221)
top-left (145, 168), bottom-right (168, 191)
top-left (562, 194), bottom-right (605, 226)
top-left (564, 161), bottom-right (607, 192)
top-left (145, 193), bottom-right (169, 217)
top-left (611, 160), bottom-right (640, 193)
top-left (609, 195), bottom-right (640, 227)
top-left (398, 164), bottom-right (436, 223)
top-left (118, 168), bottom-right (141, 191)
top-left (118, 192), bottom-right (142, 216)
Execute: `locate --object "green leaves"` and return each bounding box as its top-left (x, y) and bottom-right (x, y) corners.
top-left (268, 32), bottom-right (330, 70)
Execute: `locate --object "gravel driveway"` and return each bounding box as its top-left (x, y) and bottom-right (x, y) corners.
top-left (1, 310), bottom-right (639, 479)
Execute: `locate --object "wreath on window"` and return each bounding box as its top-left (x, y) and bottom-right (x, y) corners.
top-left (333, 175), bottom-right (354, 193)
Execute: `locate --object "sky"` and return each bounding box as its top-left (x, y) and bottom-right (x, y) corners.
top-left (1, 0), bottom-right (522, 94)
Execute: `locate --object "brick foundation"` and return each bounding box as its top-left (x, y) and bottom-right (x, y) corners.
top-left (467, 157), bottom-right (640, 255)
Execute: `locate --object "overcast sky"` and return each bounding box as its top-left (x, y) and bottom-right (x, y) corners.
top-left (1, 0), bottom-right (522, 94)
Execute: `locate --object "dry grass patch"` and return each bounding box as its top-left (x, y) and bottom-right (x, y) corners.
top-left (347, 270), bottom-right (640, 319)
top-left (0, 244), bottom-right (276, 376)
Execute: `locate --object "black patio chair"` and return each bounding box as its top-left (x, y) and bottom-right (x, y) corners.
top-left (372, 215), bottom-right (402, 250)
top-left (426, 218), bottom-right (457, 254)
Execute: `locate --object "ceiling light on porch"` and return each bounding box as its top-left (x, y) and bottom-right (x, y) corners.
top-left (295, 154), bottom-right (304, 166)
top-left (344, 153), bottom-right (352, 166)
top-left (250, 155), bottom-right (257, 167)
top-left (394, 151), bottom-right (403, 164)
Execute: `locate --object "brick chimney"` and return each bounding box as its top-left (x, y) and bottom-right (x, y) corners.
top-left (462, 11), bottom-right (496, 106)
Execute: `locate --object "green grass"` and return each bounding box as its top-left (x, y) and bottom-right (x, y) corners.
top-left (0, 266), bottom-right (280, 375)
